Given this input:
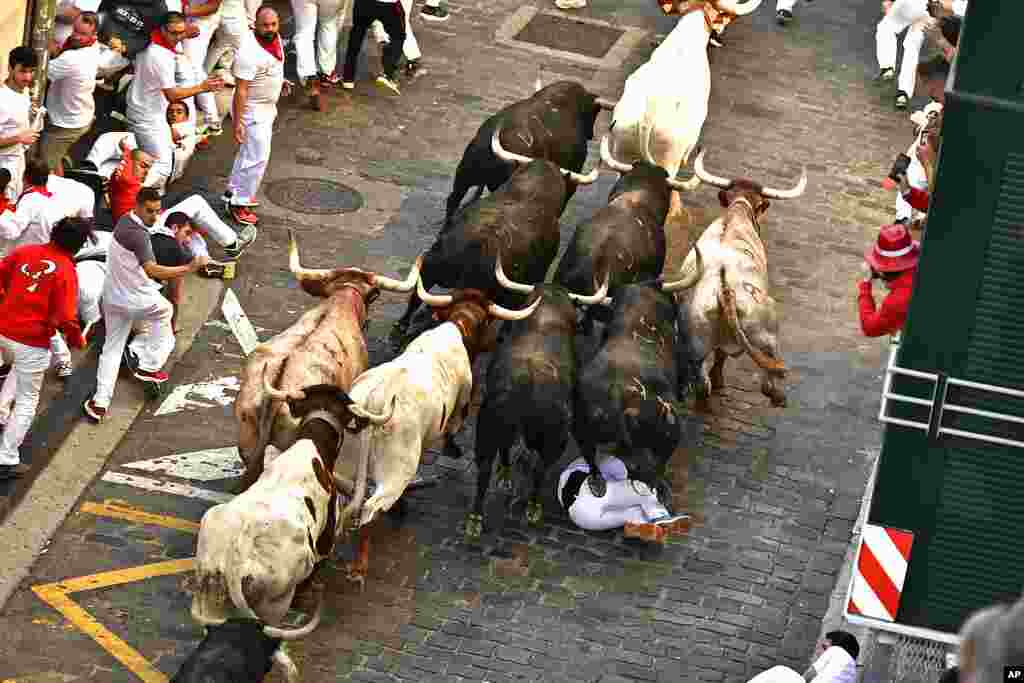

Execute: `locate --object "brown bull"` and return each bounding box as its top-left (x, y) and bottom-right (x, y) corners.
top-left (234, 231), bottom-right (422, 492)
top-left (675, 151), bottom-right (807, 411)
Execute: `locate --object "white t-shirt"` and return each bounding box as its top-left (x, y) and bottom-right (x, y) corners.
top-left (126, 42), bottom-right (178, 125)
top-left (0, 189), bottom-right (69, 248)
top-left (232, 33), bottom-right (284, 123)
top-left (811, 646), bottom-right (857, 683)
top-left (0, 85), bottom-right (32, 160)
top-left (53, 0), bottom-right (103, 45)
top-left (47, 174), bottom-right (95, 219)
top-left (46, 42), bottom-right (102, 129)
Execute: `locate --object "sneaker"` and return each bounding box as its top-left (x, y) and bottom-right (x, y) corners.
top-left (229, 205), bottom-right (259, 225)
top-left (203, 120), bottom-right (223, 137)
top-left (420, 4), bottom-right (450, 21)
top-left (374, 75), bottom-right (401, 95)
top-left (55, 361), bottom-right (74, 378)
top-left (878, 67), bottom-right (896, 81)
top-left (83, 398), bottom-right (106, 423)
top-left (224, 224), bottom-right (257, 259)
top-left (405, 60), bottom-right (424, 78)
top-left (622, 521), bottom-right (668, 544)
top-left (341, 81), bottom-right (355, 90)
top-left (650, 513), bottom-right (692, 536)
top-left (776, 8), bottom-right (792, 23)
top-left (895, 91), bottom-right (909, 109)
top-left (0, 463), bottom-right (31, 480)
top-left (134, 367), bottom-right (169, 384)
top-left (222, 191), bottom-right (260, 209)
top-left (555, 0), bottom-right (587, 8)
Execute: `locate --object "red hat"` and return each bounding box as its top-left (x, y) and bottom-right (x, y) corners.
top-left (865, 224), bottom-right (920, 273)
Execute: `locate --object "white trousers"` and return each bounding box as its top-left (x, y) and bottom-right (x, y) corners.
top-left (372, 0), bottom-right (420, 62)
top-left (895, 140), bottom-right (929, 221)
top-left (77, 260), bottom-right (107, 326)
top-left (161, 195), bottom-right (237, 247)
top-left (227, 117), bottom-right (274, 205)
top-left (746, 665), bottom-right (806, 683)
top-left (50, 333), bottom-right (71, 367)
top-left (0, 154), bottom-right (25, 203)
top-left (775, 0), bottom-right (796, 12)
top-left (292, 0), bottom-right (346, 79)
top-left (205, 6), bottom-right (248, 75)
top-left (93, 297), bottom-right (175, 408)
top-left (877, 0), bottom-right (929, 96)
top-left (87, 132), bottom-right (136, 178)
top-left (182, 16), bottom-right (221, 123)
top-left (0, 335), bottom-right (49, 466)
top-left (131, 119), bottom-right (174, 190)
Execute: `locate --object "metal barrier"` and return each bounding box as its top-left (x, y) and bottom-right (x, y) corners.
top-left (891, 634), bottom-right (952, 683)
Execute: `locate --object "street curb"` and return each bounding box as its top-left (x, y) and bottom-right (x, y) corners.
top-left (0, 276), bottom-right (224, 612)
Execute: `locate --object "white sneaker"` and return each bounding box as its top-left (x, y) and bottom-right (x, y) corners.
top-left (555, 0), bottom-right (587, 9)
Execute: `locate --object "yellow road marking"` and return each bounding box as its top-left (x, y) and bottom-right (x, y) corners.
top-left (79, 501), bottom-right (200, 534)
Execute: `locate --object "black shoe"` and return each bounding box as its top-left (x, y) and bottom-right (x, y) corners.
top-left (895, 91), bottom-right (909, 109)
top-left (0, 463), bottom-right (31, 479)
top-left (420, 4), bottom-right (449, 21)
top-left (123, 345), bottom-right (139, 372)
top-left (877, 67), bottom-right (896, 82)
top-left (709, 31), bottom-right (724, 47)
top-left (776, 9), bottom-right (793, 24)
top-left (405, 59), bottom-right (424, 78)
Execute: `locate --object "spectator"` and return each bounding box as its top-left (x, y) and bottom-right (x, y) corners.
top-left (556, 455), bottom-right (690, 543)
top-left (340, 0), bottom-right (406, 95)
top-left (958, 604), bottom-right (1008, 683)
top-left (892, 101), bottom-right (940, 224)
top-left (876, 0), bottom-right (931, 110)
top-left (916, 55), bottom-right (950, 106)
top-left (747, 630), bottom-right (860, 683)
top-left (0, 216), bottom-right (93, 479)
top-left (0, 47), bottom-right (41, 202)
top-left (53, 0), bottom-right (102, 45)
top-left (859, 224), bottom-right (920, 338)
top-left (933, 15), bottom-right (961, 61)
top-left (83, 188), bottom-right (208, 423)
top-left (224, 6), bottom-right (287, 225)
top-left (180, 0), bottom-right (225, 135)
top-left (372, 0), bottom-right (425, 78)
top-left (126, 11), bottom-right (223, 191)
top-left (42, 14), bottom-right (102, 177)
top-left (290, 0), bottom-right (343, 110)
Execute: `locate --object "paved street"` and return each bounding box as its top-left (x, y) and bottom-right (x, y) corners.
top-left (0, 0), bottom-right (921, 680)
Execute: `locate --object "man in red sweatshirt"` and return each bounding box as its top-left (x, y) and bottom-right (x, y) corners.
top-left (858, 223), bottom-right (920, 338)
top-left (0, 216), bottom-right (93, 479)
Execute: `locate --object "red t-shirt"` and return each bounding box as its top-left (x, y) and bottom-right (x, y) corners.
top-left (109, 143), bottom-right (143, 223)
top-left (902, 187), bottom-right (930, 212)
top-left (858, 269), bottom-right (916, 338)
top-left (0, 242), bottom-right (85, 349)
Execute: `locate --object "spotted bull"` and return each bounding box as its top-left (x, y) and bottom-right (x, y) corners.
top-left (599, 0), bottom-right (762, 223)
top-left (466, 257), bottom-right (610, 539)
top-left (676, 151), bottom-right (807, 410)
top-left (234, 231), bottom-right (421, 492)
top-left (394, 132), bottom-right (597, 336)
top-left (445, 80), bottom-right (613, 223)
top-left (341, 274), bottom-right (542, 585)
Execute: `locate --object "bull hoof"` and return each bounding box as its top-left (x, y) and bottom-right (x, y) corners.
top-left (465, 512), bottom-right (483, 541)
top-left (526, 499), bottom-right (543, 526)
top-left (587, 475), bottom-right (607, 498)
top-left (345, 563), bottom-right (367, 592)
top-left (495, 465), bottom-right (514, 493)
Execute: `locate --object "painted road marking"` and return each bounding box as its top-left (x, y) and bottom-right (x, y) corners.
top-left (80, 501), bottom-right (199, 534)
top-left (1, 674), bottom-right (80, 682)
top-left (221, 289), bottom-right (260, 356)
top-left (32, 558), bottom-right (195, 683)
top-left (153, 376), bottom-right (240, 416)
top-left (121, 446), bottom-right (242, 481)
top-left (100, 472), bottom-right (233, 504)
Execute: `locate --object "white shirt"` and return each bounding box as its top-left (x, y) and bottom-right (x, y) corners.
top-left (0, 188), bottom-right (69, 249)
top-left (126, 42), bottom-right (178, 125)
top-left (811, 646), bottom-right (857, 683)
top-left (952, 0), bottom-right (967, 17)
top-left (232, 33), bottom-right (284, 123)
top-left (47, 174), bottom-right (95, 219)
top-left (46, 42), bottom-right (102, 129)
top-left (0, 84), bottom-right (32, 159)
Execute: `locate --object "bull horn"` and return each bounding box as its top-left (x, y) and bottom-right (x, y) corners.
top-left (667, 173), bottom-right (702, 192)
top-left (715, 0), bottom-right (763, 16)
top-left (373, 254), bottom-right (423, 293)
top-left (487, 294), bottom-right (544, 321)
top-left (600, 135), bottom-right (633, 174)
top-left (495, 253), bottom-right (535, 294)
top-left (416, 274), bottom-right (453, 308)
top-left (190, 602), bottom-right (228, 627)
top-left (263, 599), bottom-right (322, 640)
top-left (263, 364), bottom-right (304, 402)
top-left (289, 230), bottom-right (338, 283)
top-left (492, 125), bottom-right (599, 185)
top-left (567, 271), bottom-right (611, 305)
top-left (661, 244), bottom-right (704, 292)
top-left (693, 149), bottom-right (733, 189)
top-left (349, 395), bottom-right (396, 426)
top-left (595, 97), bottom-right (617, 111)
top-left (761, 167), bottom-right (808, 200)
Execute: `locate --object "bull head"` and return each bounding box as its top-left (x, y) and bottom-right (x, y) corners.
top-left (289, 230), bottom-right (423, 300)
top-left (693, 150), bottom-right (808, 200)
top-left (490, 125), bottom-right (600, 185)
top-left (416, 276), bottom-right (544, 321)
top-left (599, 135), bottom-right (701, 192)
top-left (20, 260), bottom-right (57, 292)
top-left (496, 252), bottom-right (611, 305)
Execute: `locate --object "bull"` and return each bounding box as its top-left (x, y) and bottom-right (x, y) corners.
top-left (554, 138), bottom-right (698, 334)
top-left (394, 130), bottom-right (597, 336)
top-left (188, 385), bottom-right (392, 680)
top-left (572, 270), bottom-right (704, 500)
top-left (676, 151), bottom-right (807, 410)
top-left (445, 80), bottom-right (613, 223)
top-left (600, 0), bottom-right (761, 224)
top-left (466, 257), bottom-right (610, 539)
top-left (234, 231), bottom-right (421, 492)
top-left (171, 619), bottom-right (310, 683)
top-left (341, 274), bottom-right (543, 586)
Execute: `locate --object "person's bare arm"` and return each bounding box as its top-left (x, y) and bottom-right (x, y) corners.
top-left (233, 79), bottom-right (250, 144)
top-left (0, 129), bottom-right (40, 148)
top-left (142, 256), bottom-right (206, 282)
top-left (186, 0), bottom-right (222, 18)
top-left (163, 77), bottom-right (224, 103)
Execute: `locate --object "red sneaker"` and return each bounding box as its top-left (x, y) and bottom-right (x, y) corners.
top-left (229, 205), bottom-right (259, 225)
top-left (83, 398), bottom-right (107, 423)
top-left (134, 368), bottom-right (169, 384)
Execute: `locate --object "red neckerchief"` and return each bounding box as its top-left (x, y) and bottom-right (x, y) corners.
top-left (61, 33), bottom-right (98, 51)
top-left (150, 29), bottom-right (177, 53)
top-left (0, 197), bottom-right (12, 214)
top-left (255, 32), bottom-right (284, 61)
top-left (18, 185), bottom-right (53, 206)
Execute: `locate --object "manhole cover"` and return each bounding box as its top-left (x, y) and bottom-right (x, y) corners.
top-left (264, 178), bottom-right (364, 215)
top-left (514, 13), bottom-right (623, 58)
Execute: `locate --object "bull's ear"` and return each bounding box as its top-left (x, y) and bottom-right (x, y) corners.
top-left (287, 385), bottom-right (352, 418)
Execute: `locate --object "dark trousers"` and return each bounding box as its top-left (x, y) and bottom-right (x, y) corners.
top-left (343, 0), bottom-right (407, 81)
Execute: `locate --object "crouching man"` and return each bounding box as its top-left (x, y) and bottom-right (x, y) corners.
top-left (557, 455), bottom-right (691, 544)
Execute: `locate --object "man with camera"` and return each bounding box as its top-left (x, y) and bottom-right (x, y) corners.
top-left (858, 224), bottom-right (920, 338)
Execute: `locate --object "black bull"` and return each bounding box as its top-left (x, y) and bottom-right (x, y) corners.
top-left (445, 80), bottom-right (606, 223)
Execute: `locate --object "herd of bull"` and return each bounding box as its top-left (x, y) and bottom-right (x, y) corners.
top-left (171, 0), bottom-right (810, 679)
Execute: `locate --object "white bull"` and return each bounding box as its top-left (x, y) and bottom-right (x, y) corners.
top-left (603, 0), bottom-right (761, 222)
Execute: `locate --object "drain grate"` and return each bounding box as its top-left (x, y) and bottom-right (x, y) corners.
top-left (264, 178), bottom-right (364, 216)
top-left (514, 13), bottom-right (624, 59)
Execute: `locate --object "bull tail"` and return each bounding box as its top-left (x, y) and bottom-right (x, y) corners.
top-left (717, 268), bottom-right (787, 376)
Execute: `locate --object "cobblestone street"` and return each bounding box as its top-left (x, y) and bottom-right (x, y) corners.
top-left (0, 0), bottom-right (919, 680)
